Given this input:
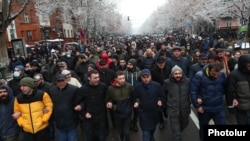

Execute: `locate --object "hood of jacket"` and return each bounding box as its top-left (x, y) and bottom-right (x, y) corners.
top-left (0, 85), bottom-right (14, 103)
top-left (237, 54), bottom-right (250, 73)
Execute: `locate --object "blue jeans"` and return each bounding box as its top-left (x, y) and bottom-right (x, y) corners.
top-left (84, 120), bottom-right (107, 141)
top-left (236, 109), bottom-right (250, 125)
top-left (55, 128), bottom-right (78, 141)
top-left (198, 111), bottom-right (226, 141)
top-left (142, 129), bottom-right (155, 141)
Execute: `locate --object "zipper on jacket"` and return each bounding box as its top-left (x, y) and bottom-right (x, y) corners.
top-left (28, 103), bottom-right (35, 133)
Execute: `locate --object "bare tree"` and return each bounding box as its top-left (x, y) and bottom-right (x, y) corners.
top-left (0, 0), bottom-right (29, 63)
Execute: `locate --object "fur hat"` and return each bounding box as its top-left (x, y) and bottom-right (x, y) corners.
top-left (19, 77), bottom-right (35, 88)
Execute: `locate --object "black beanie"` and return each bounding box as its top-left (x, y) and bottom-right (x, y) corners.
top-left (128, 59), bottom-right (137, 66)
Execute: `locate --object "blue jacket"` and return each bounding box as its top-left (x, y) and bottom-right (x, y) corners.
top-left (190, 67), bottom-right (226, 112)
top-left (133, 81), bottom-right (164, 130)
top-left (0, 85), bottom-right (19, 139)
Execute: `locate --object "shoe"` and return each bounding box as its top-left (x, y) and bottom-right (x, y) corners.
top-left (132, 125), bottom-right (139, 132)
top-left (159, 123), bottom-right (164, 130)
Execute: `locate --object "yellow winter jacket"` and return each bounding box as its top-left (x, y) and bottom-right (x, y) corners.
top-left (14, 89), bottom-right (53, 134)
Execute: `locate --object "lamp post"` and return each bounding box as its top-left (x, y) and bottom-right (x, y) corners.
top-left (40, 25), bottom-right (51, 54)
top-left (57, 32), bottom-right (62, 50)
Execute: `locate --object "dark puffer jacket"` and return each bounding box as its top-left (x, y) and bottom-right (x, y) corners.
top-left (190, 66), bottom-right (226, 112)
top-left (226, 54), bottom-right (250, 110)
top-left (0, 85), bottom-right (19, 138)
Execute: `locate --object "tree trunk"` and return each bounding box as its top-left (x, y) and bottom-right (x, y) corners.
top-left (0, 32), bottom-right (9, 64)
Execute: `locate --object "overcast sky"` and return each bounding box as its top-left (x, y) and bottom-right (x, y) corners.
top-left (120, 0), bottom-right (166, 29)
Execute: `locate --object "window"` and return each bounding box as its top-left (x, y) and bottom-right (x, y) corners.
top-left (27, 31), bottom-right (33, 40)
top-left (227, 20), bottom-right (231, 28)
top-left (24, 14), bottom-right (30, 23)
top-left (10, 28), bottom-right (15, 40)
top-left (71, 30), bottom-right (73, 38)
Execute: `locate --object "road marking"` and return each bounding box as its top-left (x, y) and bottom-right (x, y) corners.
top-left (190, 109), bottom-right (200, 129)
top-left (190, 109), bottom-right (215, 130)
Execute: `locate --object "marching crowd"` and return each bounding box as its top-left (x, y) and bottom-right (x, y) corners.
top-left (1, 34), bottom-right (250, 141)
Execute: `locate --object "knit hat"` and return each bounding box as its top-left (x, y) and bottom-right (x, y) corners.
top-left (171, 65), bottom-right (183, 74)
top-left (128, 59), bottom-right (137, 66)
top-left (15, 65), bottom-right (24, 73)
top-left (19, 77), bottom-right (35, 88)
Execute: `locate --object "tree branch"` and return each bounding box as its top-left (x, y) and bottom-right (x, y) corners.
top-left (8, 0), bottom-right (29, 23)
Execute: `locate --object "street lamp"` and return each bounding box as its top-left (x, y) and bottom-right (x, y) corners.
top-left (57, 32), bottom-right (62, 50)
top-left (40, 25), bottom-right (51, 53)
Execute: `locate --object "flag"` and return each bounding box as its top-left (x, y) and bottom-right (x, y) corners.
top-left (79, 28), bottom-right (85, 42)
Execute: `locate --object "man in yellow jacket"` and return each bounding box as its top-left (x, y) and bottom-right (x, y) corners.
top-left (12, 77), bottom-right (53, 141)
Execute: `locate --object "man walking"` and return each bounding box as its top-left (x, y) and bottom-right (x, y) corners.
top-left (13, 77), bottom-right (53, 141)
top-left (163, 65), bottom-right (191, 141)
top-left (0, 85), bottom-right (19, 141)
top-left (106, 71), bottom-right (134, 141)
top-left (75, 70), bottom-right (108, 141)
top-left (48, 74), bottom-right (79, 141)
top-left (133, 69), bottom-right (164, 141)
top-left (226, 54), bottom-right (250, 124)
top-left (190, 63), bottom-right (227, 141)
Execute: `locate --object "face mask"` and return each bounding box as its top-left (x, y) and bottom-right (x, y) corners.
top-left (13, 71), bottom-right (20, 78)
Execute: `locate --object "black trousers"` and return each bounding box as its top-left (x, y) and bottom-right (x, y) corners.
top-left (19, 127), bottom-right (50, 141)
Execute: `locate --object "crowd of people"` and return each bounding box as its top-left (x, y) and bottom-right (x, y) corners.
top-left (1, 33), bottom-right (250, 141)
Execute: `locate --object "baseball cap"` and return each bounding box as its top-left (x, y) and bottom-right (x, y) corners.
top-left (172, 46), bottom-right (182, 51)
top-left (58, 61), bottom-right (67, 67)
top-left (199, 53), bottom-right (208, 59)
top-left (141, 69), bottom-right (151, 76)
top-left (55, 74), bottom-right (66, 81)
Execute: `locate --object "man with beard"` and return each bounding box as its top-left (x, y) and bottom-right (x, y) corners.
top-left (0, 85), bottom-right (19, 141)
top-left (123, 58), bottom-right (141, 132)
top-left (215, 48), bottom-right (230, 75)
top-left (115, 44), bottom-right (126, 61)
top-left (163, 65), bottom-right (191, 141)
top-left (75, 53), bottom-right (95, 83)
top-left (190, 63), bottom-right (227, 141)
top-left (97, 59), bottom-right (116, 128)
top-left (188, 53), bottom-right (208, 79)
top-left (98, 59), bottom-right (115, 86)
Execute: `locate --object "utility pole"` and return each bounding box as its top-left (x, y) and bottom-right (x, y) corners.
top-left (247, 16), bottom-right (250, 40)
